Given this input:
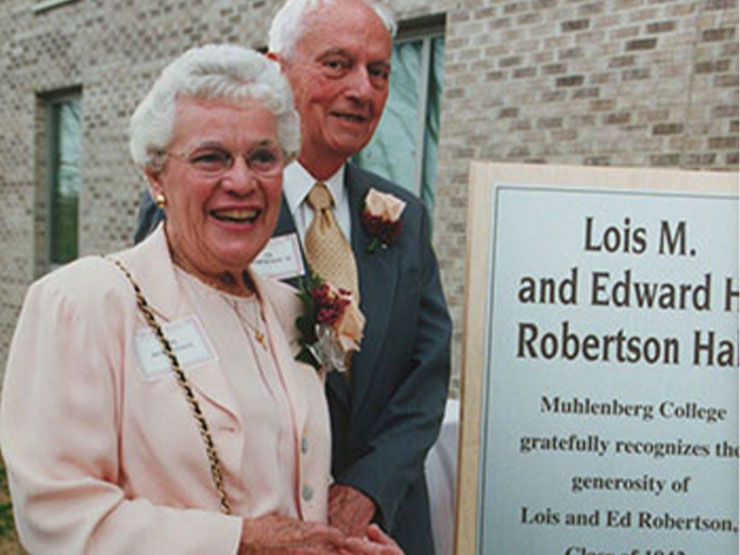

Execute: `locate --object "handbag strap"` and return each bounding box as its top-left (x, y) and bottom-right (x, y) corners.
top-left (106, 256), bottom-right (232, 515)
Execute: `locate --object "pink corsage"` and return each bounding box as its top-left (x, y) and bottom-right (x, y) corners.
top-left (361, 188), bottom-right (406, 253)
top-left (295, 272), bottom-right (365, 373)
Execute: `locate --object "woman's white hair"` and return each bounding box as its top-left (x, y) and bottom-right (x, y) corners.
top-left (129, 44), bottom-right (300, 174)
top-left (268, 0), bottom-right (397, 59)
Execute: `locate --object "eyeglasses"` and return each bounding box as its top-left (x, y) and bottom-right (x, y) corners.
top-left (167, 144), bottom-right (285, 177)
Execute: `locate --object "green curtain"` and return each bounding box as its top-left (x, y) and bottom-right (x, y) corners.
top-left (354, 36), bottom-right (444, 233)
top-left (50, 99), bottom-right (82, 265)
top-left (422, 36), bottom-right (444, 227)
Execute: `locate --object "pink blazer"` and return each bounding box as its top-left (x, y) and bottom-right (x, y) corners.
top-left (0, 227), bottom-right (331, 554)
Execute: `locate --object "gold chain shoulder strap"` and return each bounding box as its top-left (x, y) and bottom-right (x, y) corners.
top-left (105, 256), bottom-right (232, 515)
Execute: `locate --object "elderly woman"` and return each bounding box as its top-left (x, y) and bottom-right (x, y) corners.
top-left (0, 44), bottom-right (400, 554)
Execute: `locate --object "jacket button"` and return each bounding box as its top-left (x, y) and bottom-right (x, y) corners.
top-left (302, 485), bottom-right (314, 501)
top-left (301, 437), bottom-right (309, 453)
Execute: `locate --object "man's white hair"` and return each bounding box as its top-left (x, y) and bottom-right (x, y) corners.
top-left (129, 44), bottom-right (300, 174)
top-left (268, 0), bottom-right (397, 59)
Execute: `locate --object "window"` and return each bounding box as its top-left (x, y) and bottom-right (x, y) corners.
top-left (45, 91), bottom-right (83, 268)
top-left (353, 16), bottom-right (445, 232)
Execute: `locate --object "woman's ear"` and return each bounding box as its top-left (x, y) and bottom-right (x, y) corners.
top-left (145, 167), bottom-right (164, 200)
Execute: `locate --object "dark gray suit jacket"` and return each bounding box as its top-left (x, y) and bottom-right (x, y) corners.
top-left (134, 163), bottom-right (451, 555)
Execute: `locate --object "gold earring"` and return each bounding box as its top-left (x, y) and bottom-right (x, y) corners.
top-left (155, 193), bottom-right (166, 209)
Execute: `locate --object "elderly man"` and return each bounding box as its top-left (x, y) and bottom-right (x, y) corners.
top-left (135, 1), bottom-right (451, 553)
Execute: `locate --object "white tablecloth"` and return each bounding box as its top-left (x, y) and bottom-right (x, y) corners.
top-left (425, 399), bottom-right (460, 555)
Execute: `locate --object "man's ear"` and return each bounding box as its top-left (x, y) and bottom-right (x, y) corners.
top-left (266, 51), bottom-right (286, 68)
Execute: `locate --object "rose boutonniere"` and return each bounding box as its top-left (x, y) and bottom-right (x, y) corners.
top-left (295, 272), bottom-right (365, 373)
top-left (361, 188), bottom-right (406, 253)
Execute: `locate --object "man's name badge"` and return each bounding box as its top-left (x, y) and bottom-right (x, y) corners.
top-left (134, 316), bottom-right (216, 379)
top-left (252, 233), bottom-right (305, 280)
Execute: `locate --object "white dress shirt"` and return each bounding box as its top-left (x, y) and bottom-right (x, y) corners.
top-left (282, 162), bottom-right (351, 244)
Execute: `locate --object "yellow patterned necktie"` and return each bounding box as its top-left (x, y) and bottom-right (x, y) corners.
top-left (305, 182), bottom-right (359, 298)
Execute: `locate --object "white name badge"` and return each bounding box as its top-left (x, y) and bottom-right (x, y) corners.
top-left (134, 316), bottom-right (216, 379)
top-left (252, 233), bottom-right (306, 280)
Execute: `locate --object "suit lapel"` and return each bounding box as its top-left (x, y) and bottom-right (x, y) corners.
top-left (273, 190), bottom-right (352, 411)
top-left (117, 224), bottom-right (185, 322)
top-left (345, 165), bottom-right (399, 406)
top-left (117, 226), bottom-right (241, 423)
top-left (276, 174), bottom-right (398, 412)
top-left (273, 194), bottom-right (306, 290)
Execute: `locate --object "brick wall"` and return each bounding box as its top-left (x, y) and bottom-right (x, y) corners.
top-left (435, 0), bottom-right (738, 391)
top-left (0, 0), bottom-right (737, 391)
